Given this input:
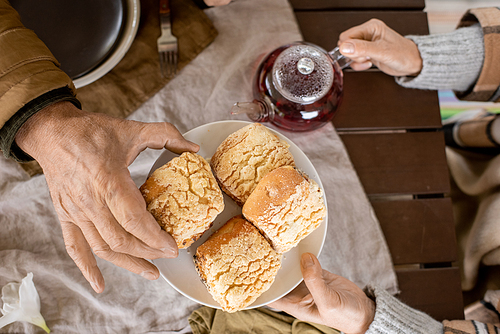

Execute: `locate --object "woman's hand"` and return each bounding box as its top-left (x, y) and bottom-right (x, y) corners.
top-left (203, 0), bottom-right (231, 6)
top-left (338, 18), bottom-right (423, 76)
top-left (15, 101), bottom-right (199, 293)
top-left (269, 253), bottom-right (375, 334)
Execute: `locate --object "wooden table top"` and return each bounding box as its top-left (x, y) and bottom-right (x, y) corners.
top-left (291, 0), bottom-right (464, 321)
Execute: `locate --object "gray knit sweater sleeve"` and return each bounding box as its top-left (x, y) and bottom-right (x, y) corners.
top-left (364, 286), bottom-right (443, 334)
top-left (395, 24), bottom-right (484, 92)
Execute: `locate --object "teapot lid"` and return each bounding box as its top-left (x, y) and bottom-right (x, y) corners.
top-left (272, 44), bottom-right (334, 104)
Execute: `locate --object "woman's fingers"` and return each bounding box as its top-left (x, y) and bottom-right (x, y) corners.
top-left (340, 39), bottom-right (384, 62)
top-left (338, 18), bottom-right (382, 44)
top-left (268, 281), bottom-right (310, 311)
top-left (338, 18), bottom-right (422, 76)
top-left (300, 253), bottom-right (333, 310)
top-left (349, 61), bottom-right (373, 71)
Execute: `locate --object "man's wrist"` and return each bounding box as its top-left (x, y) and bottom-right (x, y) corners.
top-left (15, 101), bottom-right (83, 162)
top-left (0, 87), bottom-right (81, 161)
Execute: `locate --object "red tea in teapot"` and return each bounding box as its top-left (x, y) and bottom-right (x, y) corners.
top-left (232, 42), bottom-right (350, 132)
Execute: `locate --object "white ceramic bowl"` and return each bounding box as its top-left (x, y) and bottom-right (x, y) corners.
top-left (73, 0), bottom-right (140, 88)
top-left (150, 121), bottom-right (328, 310)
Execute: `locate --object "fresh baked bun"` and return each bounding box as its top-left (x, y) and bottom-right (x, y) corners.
top-left (194, 215), bottom-right (282, 313)
top-left (242, 166), bottom-right (326, 253)
top-left (140, 152), bottom-right (224, 249)
top-left (210, 123), bottom-right (295, 206)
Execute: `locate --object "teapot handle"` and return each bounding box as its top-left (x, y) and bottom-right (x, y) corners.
top-left (328, 47), bottom-right (352, 70)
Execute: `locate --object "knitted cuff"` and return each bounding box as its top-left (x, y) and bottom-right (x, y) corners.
top-left (395, 24), bottom-right (484, 92)
top-left (0, 86), bottom-right (81, 162)
top-left (364, 286), bottom-right (443, 334)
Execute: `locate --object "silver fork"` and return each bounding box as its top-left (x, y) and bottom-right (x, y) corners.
top-left (157, 0), bottom-right (178, 78)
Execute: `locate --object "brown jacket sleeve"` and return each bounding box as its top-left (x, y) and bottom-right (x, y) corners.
top-left (0, 0), bottom-right (76, 130)
top-left (443, 320), bottom-right (499, 333)
top-left (456, 7), bottom-right (500, 102)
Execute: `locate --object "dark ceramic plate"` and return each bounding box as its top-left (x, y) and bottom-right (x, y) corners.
top-left (11, 0), bottom-right (125, 80)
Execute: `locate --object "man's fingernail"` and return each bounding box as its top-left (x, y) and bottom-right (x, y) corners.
top-left (90, 282), bottom-right (100, 292)
top-left (161, 247), bottom-right (178, 257)
top-left (341, 42), bottom-right (355, 54)
top-left (140, 271), bottom-right (158, 280)
top-left (301, 253), bottom-right (315, 268)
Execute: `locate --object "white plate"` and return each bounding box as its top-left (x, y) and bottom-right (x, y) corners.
top-left (151, 121), bottom-right (328, 309)
top-left (73, 0), bottom-right (140, 88)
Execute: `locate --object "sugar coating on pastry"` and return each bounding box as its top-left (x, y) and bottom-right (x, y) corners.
top-left (140, 152), bottom-right (224, 249)
top-left (242, 166), bottom-right (326, 253)
top-left (210, 123), bottom-right (295, 206)
top-left (194, 215), bottom-right (282, 313)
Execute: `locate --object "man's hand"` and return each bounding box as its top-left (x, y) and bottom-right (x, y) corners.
top-left (269, 253), bottom-right (375, 334)
top-left (15, 101), bottom-right (199, 293)
top-left (338, 18), bottom-right (423, 76)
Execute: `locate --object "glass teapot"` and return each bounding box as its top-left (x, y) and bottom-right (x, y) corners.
top-left (232, 42), bottom-right (352, 132)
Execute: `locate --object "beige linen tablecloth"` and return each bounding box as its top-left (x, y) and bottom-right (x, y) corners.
top-left (0, 0), bottom-right (397, 332)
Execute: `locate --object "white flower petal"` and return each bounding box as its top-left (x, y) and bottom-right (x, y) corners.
top-left (1, 282), bottom-right (21, 309)
top-left (0, 309), bottom-right (22, 329)
top-left (17, 312), bottom-right (51, 333)
top-left (19, 273), bottom-right (41, 311)
top-left (0, 273), bottom-right (50, 333)
top-left (2, 303), bottom-right (16, 315)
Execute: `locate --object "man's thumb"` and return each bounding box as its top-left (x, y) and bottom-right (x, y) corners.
top-left (139, 122), bottom-right (199, 154)
top-left (300, 253), bottom-right (328, 307)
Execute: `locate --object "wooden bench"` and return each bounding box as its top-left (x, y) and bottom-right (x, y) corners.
top-left (292, 0), bottom-right (465, 321)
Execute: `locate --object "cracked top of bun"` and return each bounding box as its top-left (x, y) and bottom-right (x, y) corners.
top-left (140, 152), bottom-right (224, 249)
top-left (210, 123), bottom-right (295, 206)
top-left (194, 215), bottom-right (282, 312)
top-left (242, 166), bottom-right (326, 253)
